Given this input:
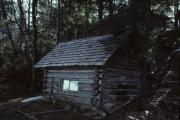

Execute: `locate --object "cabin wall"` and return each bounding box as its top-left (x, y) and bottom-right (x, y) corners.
top-left (101, 49), bottom-right (142, 112)
top-left (43, 68), bottom-right (98, 106)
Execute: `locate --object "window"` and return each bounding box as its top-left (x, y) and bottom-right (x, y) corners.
top-left (63, 80), bottom-right (78, 91)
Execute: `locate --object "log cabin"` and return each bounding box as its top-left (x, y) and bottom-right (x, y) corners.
top-left (34, 34), bottom-right (145, 113)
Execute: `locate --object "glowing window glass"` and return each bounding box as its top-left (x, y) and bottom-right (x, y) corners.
top-left (63, 80), bottom-right (78, 91)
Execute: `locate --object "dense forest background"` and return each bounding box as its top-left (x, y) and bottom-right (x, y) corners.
top-left (0, 0), bottom-right (179, 98)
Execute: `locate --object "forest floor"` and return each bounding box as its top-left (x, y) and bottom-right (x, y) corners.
top-left (103, 85), bottom-right (179, 120)
top-left (0, 83), bottom-right (179, 120)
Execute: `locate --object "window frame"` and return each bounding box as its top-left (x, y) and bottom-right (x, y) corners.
top-left (62, 79), bottom-right (79, 92)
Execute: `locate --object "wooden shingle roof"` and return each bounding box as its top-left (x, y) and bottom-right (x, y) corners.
top-left (34, 34), bottom-right (125, 68)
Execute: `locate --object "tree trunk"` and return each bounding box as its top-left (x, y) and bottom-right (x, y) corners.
top-left (0, 0), bottom-right (16, 54)
top-left (83, 0), bottom-right (90, 38)
top-left (31, 0), bottom-right (38, 91)
top-left (27, 0), bottom-right (32, 55)
top-left (56, 0), bottom-right (61, 43)
top-left (17, 0), bottom-right (27, 32)
top-left (97, 0), bottom-right (103, 22)
top-left (17, 0), bottom-right (29, 53)
top-left (0, 3), bottom-right (1, 20)
top-left (108, 0), bottom-right (113, 18)
top-left (174, 0), bottom-right (179, 31)
top-left (47, 0), bottom-right (52, 39)
top-left (32, 0), bottom-right (38, 62)
top-left (28, 0), bottom-right (31, 31)
top-left (68, 0), bottom-right (72, 40)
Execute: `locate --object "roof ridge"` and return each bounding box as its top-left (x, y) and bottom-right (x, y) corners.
top-left (57, 34), bottom-right (114, 46)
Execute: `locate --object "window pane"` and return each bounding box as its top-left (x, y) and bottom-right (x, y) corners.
top-left (63, 80), bottom-right (69, 90)
top-left (69, 81), bottom-right (78, 91)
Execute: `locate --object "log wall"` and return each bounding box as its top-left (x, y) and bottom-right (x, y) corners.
top-left (43, 68), bottom-right (98, 106)
top-left (101, 49), bottom-right (142, 112)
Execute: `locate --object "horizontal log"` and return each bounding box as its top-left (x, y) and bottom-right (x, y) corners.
top-left (47, 72), bottom-right (97, 79)
top-left (42, 93), bottom-right (92, 105)
top-left (102, 94), bottom-right (139, 103)
top-left (104, 82), bottom-right (141, 87)
top-left (103, 83), bottom-right (141, 89)
top-left (46, 69), bottom-right (97, 79)
top-left (107, 55), bottom-right (140, 61)
top-left (43, 84), bottom-right (94, 92)
top-left (102, 97), bottom-right (130, 104)
top-left (104, 73), bottom-right (140, 78)
top-left (79, 84), bottom-right (93, 91)
top-left (46, 78), bottom-right (94, 84)
top-left (102, 92), bottom-right (141, 97)
top-left (43, 87), bottom-right (95, 97)
top-left (79, 79), bottom-right (95, 84)
top-left (105, 64), bottom-right (141, 71)
top-left (102, 88), bottom-right (141, 95)
top-left (44, 80), bottom-right (94, 90)
top-left (104, 77), bottom-right (141, 85)
top-left (55, 91), bottom-right (93, 98)
top-left (48, 69), bottom-right (97, 73)
top-left (54, 93), bottom-right (92, 105)
top-left (105, 67), bottom-right (141, 75)
top-left (107, 61), bottom-right (140, 66)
